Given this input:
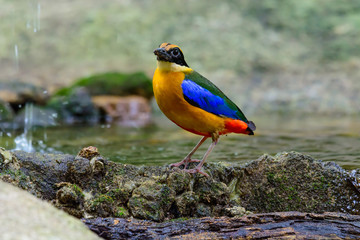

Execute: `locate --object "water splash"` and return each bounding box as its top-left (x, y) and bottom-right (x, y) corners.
top-left (14, 44), bottom-right (19, 71)
top-left (14, 103), bottom-right (35, 152)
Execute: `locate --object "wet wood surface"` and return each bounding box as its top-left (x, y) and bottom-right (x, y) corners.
top-left (83, 211), bottom-right (360, 239)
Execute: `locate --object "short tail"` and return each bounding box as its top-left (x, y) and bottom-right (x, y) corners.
top-left (224, 119), bottom-right (256, 135)
top-left (246, 121), bottom-right (256, 135)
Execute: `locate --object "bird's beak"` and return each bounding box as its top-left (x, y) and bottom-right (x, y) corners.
top-left (154, 48), bottom-right (171, 61)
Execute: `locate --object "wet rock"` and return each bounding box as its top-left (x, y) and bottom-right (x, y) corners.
top-left (194, 177), bottom-right (230, 205)
top-left (0, 100), bottom-right (14, 123)
top-left (92, 95), bottom-right (151, 127)
top-left (175, 191), bottom-right (199, 216)
top-left (55, 182), bottom-right (85, 218)
top-left (107, 186), bottom-right (131, 204)
top-left (12, 150), bottom-right (76, 199)
top-left (48, 72), bottom-right (153, 126)
top-left (86, 193), bottom-right (119, 217)
top-left (0, 181), bottom-right (100, 240)
top-left (14, 104), bottom-right (57, 128)
top-left (128, 180), bottom-right (176, 221)
top-left (67, 157), bottom-right (93, 184)
top-left (236, 152), bottom-right (360, 214)
top-left (56, 182), bottom-right (84, 205)
top-left (47, 87), bottom-right (99, 124)
top-left (0, 81), bottom-right (49, 111)
top-left (166, 171), bottom-right (191, 194)
top-left (1, 149), bottom-right (360, 222)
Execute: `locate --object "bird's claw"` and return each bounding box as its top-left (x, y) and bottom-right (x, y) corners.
top-left (169, 161), bottom-right (186, 168)
top-left (183, 167), bottom-right (209, 177)
top-left (169, 158), bottom-right (200, 169)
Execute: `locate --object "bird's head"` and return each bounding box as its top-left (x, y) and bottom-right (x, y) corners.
top-left (154, 43), bottom-right (189, 68)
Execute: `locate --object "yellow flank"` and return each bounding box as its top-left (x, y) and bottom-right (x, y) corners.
top-left (153, 61), bottom-right (226, 136)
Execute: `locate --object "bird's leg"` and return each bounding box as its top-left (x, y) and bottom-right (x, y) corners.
top-left (170, 136), bottom-right (208, 169)
top-left (184, 133), bottom-right (219, 177)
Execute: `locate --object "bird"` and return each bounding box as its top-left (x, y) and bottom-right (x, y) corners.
top-left (152, 43), bottom-right (256, 177)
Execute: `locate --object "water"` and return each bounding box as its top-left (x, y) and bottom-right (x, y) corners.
top-left (14, 103), bottom-right (35, 152)
top-left (1, 115), bottom-right (359, 169)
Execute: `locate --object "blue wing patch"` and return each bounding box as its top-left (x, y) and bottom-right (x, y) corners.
top-left (181, 79), bottom-right (239, 119)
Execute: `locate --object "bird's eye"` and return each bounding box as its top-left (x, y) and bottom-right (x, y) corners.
top-left (172, 48), bottom-right (180, 57)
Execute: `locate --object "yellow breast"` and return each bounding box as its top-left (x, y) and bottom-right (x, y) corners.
top-left (152, 62), bottom-right (225, 135)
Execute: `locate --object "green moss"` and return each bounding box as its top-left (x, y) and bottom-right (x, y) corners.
top-left (115, 206), bottom-right (128, 217)
top-left (267, 172), bottom-right (275, 182)
top-left (72, 184), bottom-right (84, 197)
top-left (92, 194), bottom-right (114, 207)
top-left (54, 72), bottom-right (153, 99)
top-left (107, 188), bottom-right (130, 203)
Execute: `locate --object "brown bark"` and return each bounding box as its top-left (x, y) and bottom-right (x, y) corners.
top-left (83, 211), bottom-right (360, 239)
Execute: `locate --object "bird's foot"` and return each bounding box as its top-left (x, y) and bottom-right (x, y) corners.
top-left (183, 167), bottom-right (209, 177)
top-left (169, 159), bottom-right (187, 168)
top-left (169, 158), bottom-right (201, 169)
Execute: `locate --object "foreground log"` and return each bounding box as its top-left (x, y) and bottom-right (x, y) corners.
top-left (83, 212), bottom-right (360, 239)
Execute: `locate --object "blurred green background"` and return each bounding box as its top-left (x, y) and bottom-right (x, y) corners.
top-left (1, 0), bottom-right (360, 114)
top-left (1, 0), bottom-right (360, 169)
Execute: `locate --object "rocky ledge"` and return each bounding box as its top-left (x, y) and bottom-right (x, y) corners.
top-left (1, 147), bottom-right (360, 238)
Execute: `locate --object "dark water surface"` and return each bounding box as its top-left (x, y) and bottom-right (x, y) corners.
top-left (1, 115), bottom-right (359, 169)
